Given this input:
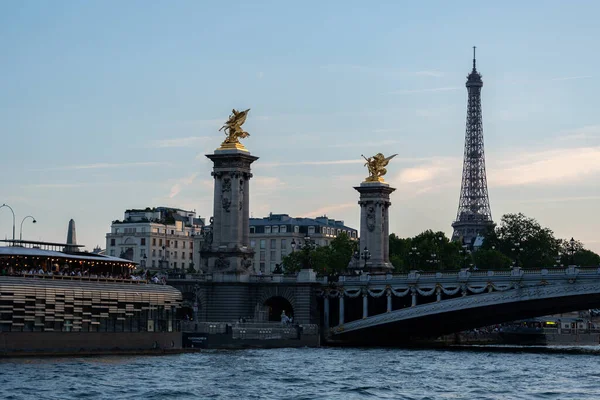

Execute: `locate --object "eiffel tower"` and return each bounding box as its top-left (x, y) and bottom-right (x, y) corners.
top-left (451, 47), bottom-right (493, 246)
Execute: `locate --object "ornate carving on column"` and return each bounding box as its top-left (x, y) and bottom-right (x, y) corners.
top-left (353, 181), bottom-right (396, 273)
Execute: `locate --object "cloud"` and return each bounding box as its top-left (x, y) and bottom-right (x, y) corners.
top-left (415, 70), bottom-right (444, 77)
top-left (169, 173), bottom-right (198, 198)
top-left (488, 146), bottom-right (600, 186)
top-left (396, 157), bottom-right (460, 184)
top-left (23, 183), bottom-right (86, 189)
top-left (260, 159), bottom-right (363, 168)
top-left (557, 125), bottom-right (600, 141)
top-left (149, 136), bottom-right (209, 148)
top-left (388, 87), bottom-right (460, 95)
top-left (328, 139), bottom-right (402, 148)
top-left (550, 75), bottom-right (593, 82)
top-left (35, 162), bottom-right (169, 171)
top-left (304, 202), bottom-right (356, 218)
top-left (512, 195), bottom-right (600, 205)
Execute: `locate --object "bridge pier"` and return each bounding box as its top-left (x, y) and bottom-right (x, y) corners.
top-left (339, 294), bottom-right (345, 325)
top-left (362, 294), bottom-right (368, 318)
top-left (323, 296), bottom-right (330, 332)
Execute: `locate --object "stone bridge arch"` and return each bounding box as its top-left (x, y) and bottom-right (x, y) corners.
top-left (257, 286), bottom-right (297, 322)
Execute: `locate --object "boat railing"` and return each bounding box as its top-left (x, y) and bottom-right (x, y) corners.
top-left (12, 273), bottom-right (149, 284)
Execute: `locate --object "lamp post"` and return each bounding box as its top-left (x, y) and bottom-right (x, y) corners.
top-left (141, 254), bottom-right (147, 269)
top-left (0, 204), bottom-right (16, 244)
top-left (290, 238), bottom-right (296, 253)
top-left (361, 247), bottom-right (371, 270)
top-left (568, 237), bottom-right (577, 266)
top-left (19, 215), bottom-right (36, 241)
top-left (408, 246), bottom-right (420, 269)
top-left (511, 241), bottom-right (523, 268)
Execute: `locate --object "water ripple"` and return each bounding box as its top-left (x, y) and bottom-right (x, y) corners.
top-left (1, 347), bottom-right (600, 399)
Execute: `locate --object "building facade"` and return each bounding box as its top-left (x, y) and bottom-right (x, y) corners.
top-left (105, 207), bottom-right (205, 271)
top-left (249, 213), bottom-right (358, 273)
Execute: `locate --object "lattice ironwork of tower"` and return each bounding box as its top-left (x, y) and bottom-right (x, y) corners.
top-left (451, 47), bottom-right (493, 246)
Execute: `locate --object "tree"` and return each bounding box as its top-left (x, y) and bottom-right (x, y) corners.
top-left (481, 213), bottom-right (560, 269)
top-left (472, 249), bottom-right (512, 270)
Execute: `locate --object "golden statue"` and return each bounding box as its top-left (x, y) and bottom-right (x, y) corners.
top-left (362, 153), bottom-right (397, 183)
top-left (218, 109), bottom-right (251, 151)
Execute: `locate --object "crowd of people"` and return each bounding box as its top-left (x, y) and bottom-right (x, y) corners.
top-left (0, 265), bottom-right (163, 282)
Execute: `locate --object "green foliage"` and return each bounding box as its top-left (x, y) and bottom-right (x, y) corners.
top-left (281, 232), bottom-right (355, 276)
top-left (472, 249), bottom-right (512, 270)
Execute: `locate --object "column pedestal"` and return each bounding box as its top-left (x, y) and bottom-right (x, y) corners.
top-left (202, 148), bottom-right (258, 274)
top-left (353, 182), bottom-right (396, 273)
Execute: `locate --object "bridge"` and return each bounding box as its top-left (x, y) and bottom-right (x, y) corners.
top-left (324, 266), bottom-right (600, 345)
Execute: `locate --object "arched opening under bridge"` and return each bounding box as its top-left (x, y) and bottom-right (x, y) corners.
top-left (264, 296), bottom-right (294, 322)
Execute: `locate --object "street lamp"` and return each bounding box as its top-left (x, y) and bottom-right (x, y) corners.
top-left (408, 246), bottom-right (420, 269)
top-left (19, 215), bottom-right (36, 241)
top-left (361, 247), bottom-right (371, 269)
top-left (290, 238), bottom-right (296, 252)
top-left (352, 246), bottom-right (370, 275)
top-left (511, 241), bottom-right (523, 268)
top-left (568, 237), bottom-right (577, 265)
top-left (0, 204), bottom-right (16, 244)
top-left (141, 254), bottom-right (147, 269)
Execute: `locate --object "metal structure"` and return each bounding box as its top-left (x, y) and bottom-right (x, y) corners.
top-left (452, 47), bottom-right (493, 245)
top-left (326, 266), bottom-right (600, 344)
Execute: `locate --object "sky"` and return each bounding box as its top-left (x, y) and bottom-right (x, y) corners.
top-left (2, 1), bottom-right (600, 254)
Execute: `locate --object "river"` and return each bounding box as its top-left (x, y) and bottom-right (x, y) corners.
top-left (1, 346), bottom-right (599, 399)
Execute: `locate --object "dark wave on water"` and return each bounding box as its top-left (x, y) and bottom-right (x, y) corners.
top-left (1, 346), bottom-right (600, 400)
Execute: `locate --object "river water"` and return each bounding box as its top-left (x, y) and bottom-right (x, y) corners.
top-left (1, 346), bottom-right (600, 399)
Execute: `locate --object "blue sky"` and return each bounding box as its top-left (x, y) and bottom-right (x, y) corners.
top-left (2, 1), bottom-right (600, 253)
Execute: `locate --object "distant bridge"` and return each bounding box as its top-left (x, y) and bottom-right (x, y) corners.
top-left (324, 266), bottom-right (600, 345)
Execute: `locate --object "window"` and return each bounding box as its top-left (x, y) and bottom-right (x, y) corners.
top-left (171, 230), bottom-right (174, 235)
top-left (265, 226), bottom-right (271, 234)
top-left (141, 238), bottom-right (146, 246)
top-left (250, 226), bottom-right (255, 234)
top-left (250, 240), bottom-right (256, 248)
top-left (270, 239), bottom-right (276, 249)
top-left (110, 250), bottom-right (115, 256)
top-left (124, 227), bottom-right (136, 234)
top-left (174, 241), bottom-right (178, 248)
top-left (166, 240), bottom-right (170, 248)
top-left (159, 249), bottom-right (162, 257)
top-left (280, 225), bottom-right (287, 233)
top-left (270, 250), bottom-right (276, 261)
top-left (269, 262), bottom-right (276, 272)
top-left (190, 242), bottom-right (193, 250)
top-left (259, 262), bottom-right (265, 272)
top-left (272, 226), bottom-right (279, 233)
top-left (281, 239), bottom-right (287, 249)
top-left (189, 252), bottom-right (193, 260)
top-left (173, 262), bottom-right (177, 268)
top-left (115, 228), bottom-right (120, 234)
top-left (152, 249), bottom-right (156, 256)
top-left (159, 239), bottom-right (163, 247)
top-left (260, 251), bottom-right (266, 261)
top-left (152, 238), bottom-right (156, 246)
top-left (308, 226), bottom-right (315, 234)
top-left (152, 260), bottom-right (155, 267)
top-left (281, 249), bottom-right (288, 258)
top-left (140, 249), bottom-right (145, 257)
top-left (182, 252), bottom-right (186, 260)
top-left (294, 226), bottom-right (299, 233)
top-left (174, 252), bottom-right (178, 259)
top-left (110, 239), bottom-right (115, 246)
top-left (182, 242), bottom-right (186, 249)
top-left (260, 239), bottom-right (266, 249)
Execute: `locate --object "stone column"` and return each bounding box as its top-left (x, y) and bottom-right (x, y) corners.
top-left (386, 290), bottom-right (392, 312)
top-left (411, 288), bottom-right (417, 307)
top-left (203, 148), bottom-right (258, 274)
top-left (362, 293), bottom-right (368, 319)
top-left (436, 287), bottom-right (442, 302)
top-left (338, 294), bottom-right (345, 325)
top-left (353, 182), bottom-right (396, 273)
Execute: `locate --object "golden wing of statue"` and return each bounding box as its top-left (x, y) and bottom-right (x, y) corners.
top-left (381, 154), bottom-right (398, 167)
